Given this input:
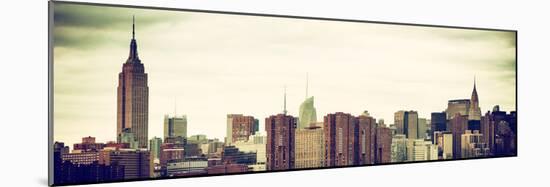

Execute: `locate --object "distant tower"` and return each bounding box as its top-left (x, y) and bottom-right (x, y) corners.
top-left (117, 16), bottom-right (149, 148)
top-left (356, 113), bottom-right (376, 165)
top-left (298, 74), bottom-right (317, 129)
top-left (468, 76), bottom-right (482, 120)
top-left (447, 99), bottom-right (470, 120)
top-left (226, 114), bottom-right (257, 145)
top-left (164, 115), bottom-right (187, 139)
top-left (265, 113), bottom-right (297, 170)
top-left (324, 112), bottom-right (356, 167)
top-left (394, 110), bottom-right (418, 139)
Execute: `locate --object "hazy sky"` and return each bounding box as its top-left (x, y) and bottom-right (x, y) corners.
top-left (53, 3), bottom-right (516, 147)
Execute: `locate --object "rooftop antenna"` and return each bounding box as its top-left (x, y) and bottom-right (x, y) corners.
top-left (474, 75), bottom-right (477, 89)
top-left (132, 15), bottom-right (135, 39)
top-left (174, 97), bottom-right (177, 117)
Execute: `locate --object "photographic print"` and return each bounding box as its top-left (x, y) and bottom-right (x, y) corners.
top-left (49, 1), bottom-right (517, 186)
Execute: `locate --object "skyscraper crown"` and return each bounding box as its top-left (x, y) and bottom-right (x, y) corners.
top-left (127, 15), bottom-right (141, 64)
top-left (471, 76), bottom-right (479, 103)
top-left (468, 76), bottom-right (482, 120)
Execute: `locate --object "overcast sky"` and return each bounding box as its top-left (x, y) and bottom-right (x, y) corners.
top-left (53, 3), bottom-right (516, 147)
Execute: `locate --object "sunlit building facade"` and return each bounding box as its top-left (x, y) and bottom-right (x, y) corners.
top-left (226, 114), bottom-right (259, 145)
top-left (391, 134), bottom-right (407, 163)
top-left (461, 130), bottom-right (490, 158)
top-left (295, 126), bottom-right (325, 168)
top-left (234, 133), bottom-right (267, 171)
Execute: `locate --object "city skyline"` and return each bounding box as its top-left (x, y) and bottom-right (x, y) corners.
top-left (53, 3), bottom-right (516, 147)
top-left (51, 2), bottom-right (517, 185)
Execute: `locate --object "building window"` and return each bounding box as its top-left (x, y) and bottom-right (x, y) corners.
top-left (362, 130), bottom-right (366, 154)
top-left (337, 127), bottom-right (343, 154)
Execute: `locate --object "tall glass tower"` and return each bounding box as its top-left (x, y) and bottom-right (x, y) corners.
top-left (298, 74), bottom-right (317, 129)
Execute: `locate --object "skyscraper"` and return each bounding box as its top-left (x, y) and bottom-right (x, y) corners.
top-left (298, 74), bottom-right (317, 129)
top-left (117, 16), bottom-right (149, 148)
top-left (164, 115), bottom-right (187, 139)
top-left (450, 114), bottom-right (468, 159)
top-left (446, 99), bottom-right (470, 120)
top-left (430, 112), bottom-right (447, 143)
top-left (265, 87), bottom-right (296, 170)
top-left (295, 125), bottom-right (325, 169)
top-left (418, 118), bottom-right (427, 139)
top-left (391, 134), bottom-right (407, 163)
top-left (324, 112), bottom-right (357, 167)
top-left (480, 111), bottom-right (495, 153)
top-left (298, 97), bottom-right (317, 129)
top-left (394, 110), bottom-right (419, 139)
top-left (226, 114), bottom-right (258, 145)
top-left (468, 78), bottom-right (482, 121)
top-left (406, 111), bottom-right (419, 140)
top-left (265, 114), bottom-right (297, 170)
top-left (394, 111), bottom-right (405, 135)
top-left (356, 112), bottom-right (376, 165)
top-left (441, 132), bottom-right (453, 159)
top-left (467, 78), bottom-right (482, 132)
top-left (149, 137), bottom-right (162, 163)
top-left (479, 106), bottom-right (517, 157)
top-left (375, 126), bottom-right (392, 164)
top-left (434, 131), bottom-right (454, 159)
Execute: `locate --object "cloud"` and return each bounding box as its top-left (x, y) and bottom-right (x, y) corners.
top-left (53, 3), bottom-right (184, 49)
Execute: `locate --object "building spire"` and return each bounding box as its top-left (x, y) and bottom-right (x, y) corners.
top-left (472, 76), bottom-right (478, 97)
top-left (127, 15), bottom-right (141, 64)
top-left (132, 15), bottom-right (135, 39)
top-left (474, 75), bottom-right (476, 90)
top-left (284, 85), bottom-right (287, 115)
top-left (468, 75), bottom-right (481, 120)
top-left (472, 75), bottom-right (478, 99)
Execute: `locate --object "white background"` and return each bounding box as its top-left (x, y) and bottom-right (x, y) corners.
top-left (0, 0), bottom-right (548, 186)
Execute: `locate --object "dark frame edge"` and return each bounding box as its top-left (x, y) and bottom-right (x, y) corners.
top-left (48, 0), bottom-right (55, 186)
top-left (50, 0), bottom-right (516, 33)
top-left (514, 30), bottom-right (518, 157)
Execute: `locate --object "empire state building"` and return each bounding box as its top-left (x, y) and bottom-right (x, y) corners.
top-left (117, 17), bottom-right (149, 148)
